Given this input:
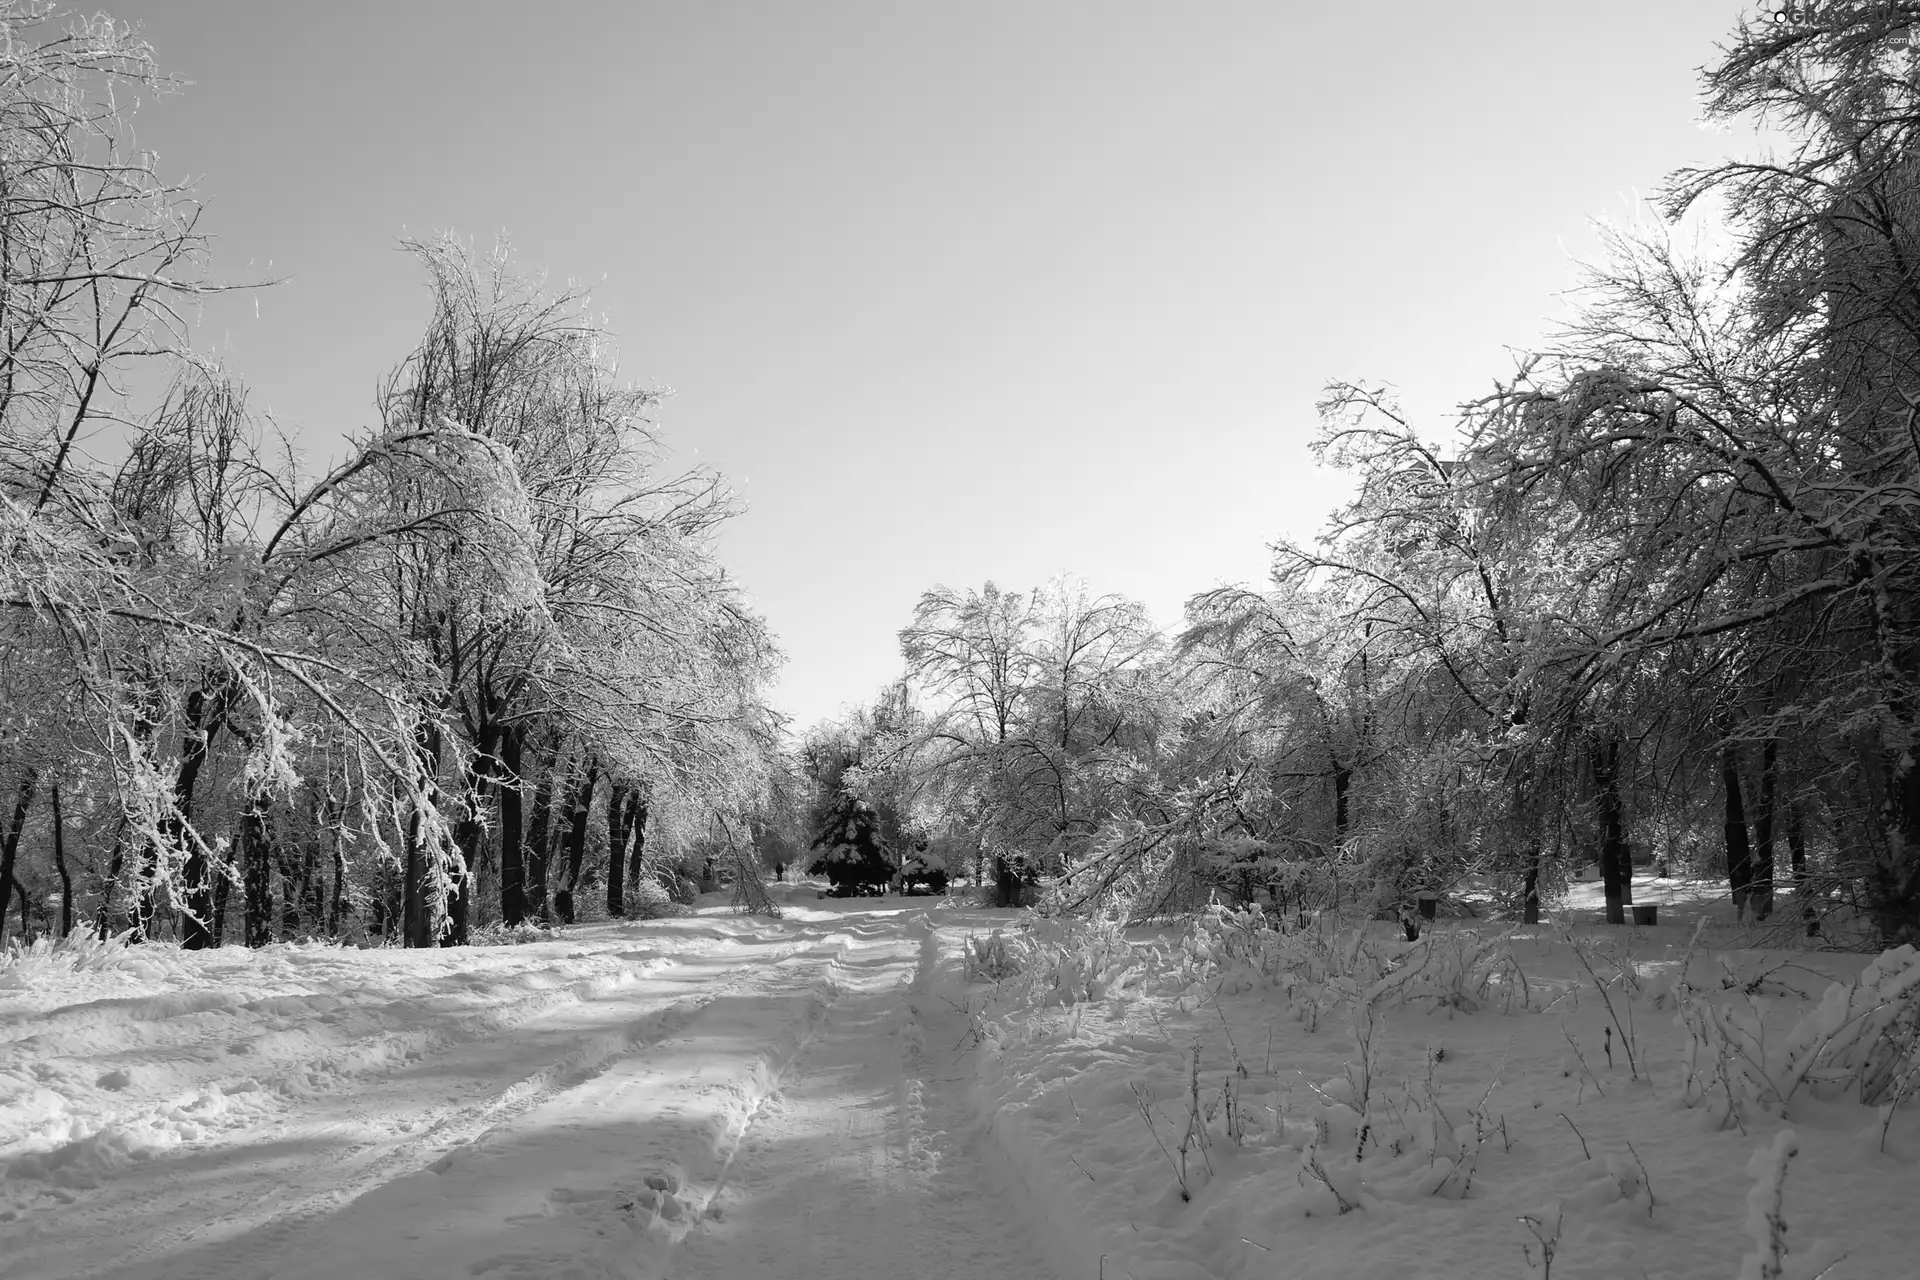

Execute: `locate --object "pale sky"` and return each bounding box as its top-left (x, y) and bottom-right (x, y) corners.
top-left (103, 1), bottom-right (1762, 732)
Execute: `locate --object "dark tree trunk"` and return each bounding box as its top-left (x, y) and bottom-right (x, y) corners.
top-left (327, 797), bottom-right (347, 936)
top-left (402, 720), bottom-right (443, 948)
top-left (121, 687), bottom-right (161, 941)
top-left (302, 816), bottom-right (325, 934)
top-left (241, 793), bottom-right (274, 949)
top-left (0, 768), bottom-right (37, 943)
top-left (1752, 739), bottom-right (1778, 922)
top-left (278, 833), bottom-right (306, 940)
top-left (1591, 736), bottom-right (1629, 925)
top-left (403, 799), bottom-right (430, 946)
top-left (994, 854), bottom-right (1021, 908)
top-left (1331, 755), bottom-right (1351, 855)
top-left (175, 682), bottom-right (231, 949)
top-left (96, 823), bottom-right (125, 938)
top-left (1723, 747), bottom-right (1754, 920)
top-left (212, 845), bottom-right (232, 945)
top-left (1522, 846), bottom-right (1542, 925)
top-left (553, 756), bottom-right (598, 925)
top-left (605, 786), bottom-right (645, 920)
top-left (1872, 729), bottom-right (1920, 944)
top-left (286, 801), bottom-right (321, 939)
top-left (498, 727), bottom-right (528, 927)
top-left (446, 778), bottom-right (486, 948)
top-left (444, 810), bottom-right (475, 946)
top-left (1787, 801), bottom-right (1816, 937)
top-left (445, 788), bottom-right (477, 948)
top-left (274, 846), bottom-right (295, 941)
top-left (525, 762), bottom-right (556, 925)
top-left (445, 726), bottom-right (500, 948)
top-left (402, 790), bottom-right (433, 948)
top-left (605, 781), bottom-right (632, 919)
top-left (375, 859), bottom-right (395, 941)
top-left (134, 835), bottom-right (158, 939)
top-left (51, 783), bottom-right (71, 936)
top-left (625, 798), bottom-right (649, 916)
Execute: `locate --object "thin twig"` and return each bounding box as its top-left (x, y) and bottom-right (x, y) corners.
top-left (1624, 1138), bottom-right (1654, 1218)
top-left (1557, 1112), bottom-right (1591, 1161)
top-left (1203, 981), bottom-right (1248, 1076)
top-left (1132, 1082), bottom-right (1187, 1200)
top-left (1560, 1023), bottom-right (1606, 1097)
top-left (1566, 932), bottom-right (1640, 1079)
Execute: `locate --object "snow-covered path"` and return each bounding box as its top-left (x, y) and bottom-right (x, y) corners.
top-left (672, 919), bottom-right (1058, 1280)
top-left (1, 892), bottom-right (1064, 1280)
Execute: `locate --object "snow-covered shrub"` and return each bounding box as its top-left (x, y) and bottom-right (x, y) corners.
top-left (964, 929), bottom-right (1027, 983)
top-left (1676, 943), bottom-right (1920, 1126)
top-left (1790, 944), bottom-right (1920, 1106)
top-left (1264, 853), bottom-right (1347, 924)
top-left (0, 926), bottom-right (138, 979)
top-left (470, 919), bottom-right (562, 946)
top-left (663, 868), bottom-right (702, 906)
top-left (1738, 1130), bottom-right (1844, 1280)
top-left (896, 851), bottom-right (948, 895)
top-left (1347, 927), bottom-right (1519, 1015)
top-left (1178, 905), bottom-right (1521, 1021)
top-left (1192, 832), bottom-right (1279, 907)
top-left (628, 874), bottom-right (685, 920)
top-left (1016, 917), bottom-right (1152, 1006)
top-left (1282, 1044), bottom-right (1513, 1216)
top-left (1180, 903), bottom-right (1358, 1003)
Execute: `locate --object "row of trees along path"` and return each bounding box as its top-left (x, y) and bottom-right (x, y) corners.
top-left (0, 6), bottom-right (786, 949)
top-left (821, 12), bottom-right (1920, 948)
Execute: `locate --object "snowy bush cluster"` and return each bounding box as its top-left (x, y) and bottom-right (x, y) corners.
top-left (1170, 907), bottom-right (1525, 1027)
top-left (0, 926), bottom-right (138, 981)
top-left (468, 920), bottom-right (564, 947)
top-left (962, 929), bottom-right (1027, 984)
top-left (968, 907), bottom-right (1530, 1039)
top-left (624, 874), bottom-right (687, 920)
top-left (1677, 941), bottom-right (1920, 1131)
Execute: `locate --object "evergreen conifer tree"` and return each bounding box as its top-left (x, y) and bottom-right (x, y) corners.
top-left (808, 790), bottom-right (894, 894)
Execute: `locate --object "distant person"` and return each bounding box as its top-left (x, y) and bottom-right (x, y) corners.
top-left (774, 861), bottom-right (785, 882)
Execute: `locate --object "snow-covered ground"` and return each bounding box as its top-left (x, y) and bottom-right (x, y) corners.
top-left (968, 882), bottom-right (1916, 1280)
top-left (0, 885), bottom-right (1062, 1279)
top-left (2, 879), bottom-right (1916, 1279)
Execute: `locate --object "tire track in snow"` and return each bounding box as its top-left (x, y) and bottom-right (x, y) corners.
top-left (663, 912), bottom-right (1062, 1280)
top-left (677, 917), bottom-right (927, 1225)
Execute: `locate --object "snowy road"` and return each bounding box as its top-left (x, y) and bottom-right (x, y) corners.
top-left (0, 890), bottom-right (1063, 1280)
top-left (671, 920), bottom-right (1058, 1280)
